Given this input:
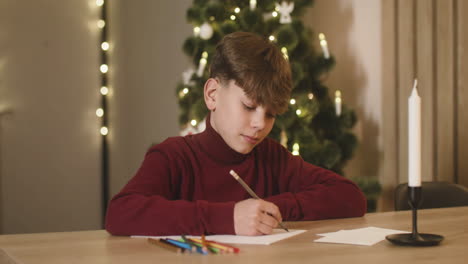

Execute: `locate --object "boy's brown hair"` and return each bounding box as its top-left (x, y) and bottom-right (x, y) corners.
top-left (209, 32), bottom-right (292, 115)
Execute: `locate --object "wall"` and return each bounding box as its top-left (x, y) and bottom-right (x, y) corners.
top-left (0, 0), bottom-right (102, 233)
top-left (304, 1), bottom-right (384, 186)
top-left (107, 0), bottom-right (192, 198)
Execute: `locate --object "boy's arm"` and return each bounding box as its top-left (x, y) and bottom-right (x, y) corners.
top-left (105, 150), bottom-right (236, 236)
top-left (264, 148), bottom-right (367, 221)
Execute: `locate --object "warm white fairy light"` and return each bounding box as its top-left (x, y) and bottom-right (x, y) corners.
top-left (234, 7), bottom-right (240, 13)
top-left (101, 42), bottom-right (109, 51)
top-left (100, 86), bottom-right (109, 95)
top-left (96, 108), bottom-right (104, 117)
top-left (191, 119), bottom-right (198, 126)
top-left (100, 126), bottom-right (108, 136)
top-left (230, 15), bottom-right (236, 20)
top-left (100, 64), bottom-right (108, 73)
top-left (96, 0), bottom-right (104, 7)
top-left (308, 93), bottom-right (314, 100)
top-left (296, 109), bottom-right (302, 116)
top-left (292, 143), bottom-right (300, 155)
top-left (269, 35), bottom-right (275, 41)
top-left (97, 20), bottom-right (105, 29)
top-left (179, 87), bottom-right (190, 98)
top-left (272, 11), bottom-right (278, 17)
top-left (193, 26), bottom-right (200, 37)
top-left (290, 98), bottom-right (296, 105)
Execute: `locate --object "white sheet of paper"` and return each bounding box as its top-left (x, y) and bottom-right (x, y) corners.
top-left (132, 229), bottom-right (306, 245)
top-left (314, 227), bottom-right (409, 246)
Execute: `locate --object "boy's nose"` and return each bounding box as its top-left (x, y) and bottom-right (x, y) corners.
top-left (251, 114), bottom-right (266, 130)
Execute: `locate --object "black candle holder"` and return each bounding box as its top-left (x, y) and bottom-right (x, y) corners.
top-left (386, 186), bottom-right (444, 246)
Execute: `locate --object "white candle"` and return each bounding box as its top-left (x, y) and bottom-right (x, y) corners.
top-left (250, 0), bottom-right (257, 10)
top-left (335, 90), bottom-right (342, 116)
top-left (408, 79), bottom-right (421, 187)
top-left (319, 33), bottom-right (330, 59)
top-left (197, 52), bottom-right (208, 77)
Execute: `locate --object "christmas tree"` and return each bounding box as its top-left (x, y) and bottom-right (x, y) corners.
top-left (176, 0), bottom-right (357, 175)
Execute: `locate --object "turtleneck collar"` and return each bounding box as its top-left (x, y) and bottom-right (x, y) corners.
top-left (194, 113), bottom-right (250, 165)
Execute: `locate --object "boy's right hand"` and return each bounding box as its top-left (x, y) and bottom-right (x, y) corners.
top-left (233, 198), bottom-right (282, 236)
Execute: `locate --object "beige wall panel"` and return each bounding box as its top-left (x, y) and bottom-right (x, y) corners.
top-left (416, 0), bottom-right (435, 182)
top-left (380, 0), bottom-right (398, 211)
top-left (397, 0), bottom-right (415, 184)
top-left (435, 0), bottom-right (455, 182)
top-left (457, 0), bottom-right (468, 187)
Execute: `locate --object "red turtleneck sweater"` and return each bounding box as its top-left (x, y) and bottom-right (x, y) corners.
top-left (105, 117), bottom-right (366, 236)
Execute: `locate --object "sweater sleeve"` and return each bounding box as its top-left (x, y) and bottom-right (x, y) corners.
top-left (105, 144), bottom-right (236, 236)
top-left (264, 145), bottom-right (367, 221)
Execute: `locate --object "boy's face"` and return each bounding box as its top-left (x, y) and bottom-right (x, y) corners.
top-left (206, 79), bottom-right (276, 154)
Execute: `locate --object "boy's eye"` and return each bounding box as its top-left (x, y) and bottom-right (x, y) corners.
top-left (243, 103), bottom-right (255, 111)
top-left (266, 113), bottom-right (277, 119)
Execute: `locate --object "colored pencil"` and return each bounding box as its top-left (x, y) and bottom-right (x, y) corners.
top-left (229, 169), bottom-right (289, 232)
top-left (147, 238), bottom-right (185, 253)
top-left (182, 235), bottom-right (209, 255)
top-left (189, 237), bottom-right (240, 253)
top-left (164, 238), bottom-right (195, 253)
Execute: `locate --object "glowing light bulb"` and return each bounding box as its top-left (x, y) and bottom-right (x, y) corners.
top-left (234, 7), bottom-right (240, 13)
top-left (296, 109), bottom-right (302, 116)
top-left (100, 126), bottom-right (108, 136)
top-left (96, 0), bottom-right (104, 7)
top-left (290, 98), bottom-right (296, 105)
top-left (308, 93), bottom-right (314, 100)
top-left (269, 35), bottom-right (275, 41)
top-left (96, 108), bottom-right (104, 117)
top-left (292, 143), bottom-right (300, 155)
top-left (97, 20), bottom-right (105, 29)
top-left (183, 88), bottom-right (189, 94)
top-left (281, 47), bottom-right (288, 60)
top-left (202, 51), bottom-right (208, 58)
top-left (191, 119), bottom-right (197, 126)
top-left (193, 26), bottom-right (200, 36)
top-left (101, 42), bottom-right (109, 51)
top-left (100, 86), bottom-right (109, 95)
top-left (272, 11), bottom-right (278, 17)
top-left (100, 64), bottom-right (108, 74)
top-left (230, 15), bottom-right (236, 20)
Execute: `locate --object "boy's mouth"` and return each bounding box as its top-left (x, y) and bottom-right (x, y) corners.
top-left (242, 135), bottom-right (259, 144)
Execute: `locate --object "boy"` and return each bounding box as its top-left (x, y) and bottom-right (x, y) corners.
top-left (105, 32), bottom-right (366, 236)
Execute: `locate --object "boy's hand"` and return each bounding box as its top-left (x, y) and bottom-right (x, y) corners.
top-left (233, 199), bottom-right (282, 236)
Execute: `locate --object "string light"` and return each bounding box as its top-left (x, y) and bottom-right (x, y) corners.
top-left (97, 0), bottom-right (110, 219)
top-left (234, 7), bottom-right (240, 13)
top-left (179, 87), bottom-right (189, 98)
top-left (296, 109), bottom-right (302, 116)
top-left (100, 86), bottom-right (109, 95)
top-left (191, 119), bottom-right (198, 126)
top-left (96, 108), bottom-right (104, 117)
top-left (230, 15), bottom-right (236, 20)
top-left (269, 35), bottom-right (275, 41)
top-left (100, 126), bottom-right (108, 136)
top-left (272, 11), bottom-right (278, 17)
top-left (97, 20), bottom-right (105, 29)
top-left (100, 64), bottom-right (108, 73)
top-left (292, 143), bottom-right (300, 155)
top-left (308, 93), bottom-right (314, 100)
top-left (193, 26), bottom-right (200, 37)
top-left (319, 33), bottom-right (330, 59)
top-left (290, 98), bottom-right (296, 105)
top-left (101, 42), bottom-right (109, 51)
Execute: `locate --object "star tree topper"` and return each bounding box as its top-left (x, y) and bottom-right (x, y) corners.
top-left (276, 1), bottom-right (294, 24)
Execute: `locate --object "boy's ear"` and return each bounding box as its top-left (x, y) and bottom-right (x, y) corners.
top-left (204, 78), bottom-right (218, 111)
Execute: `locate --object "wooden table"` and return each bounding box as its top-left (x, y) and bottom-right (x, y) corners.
top-left (1, 207), bottom-right (467, 264)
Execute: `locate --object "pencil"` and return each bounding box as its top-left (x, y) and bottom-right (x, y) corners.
top-left (229, 169), bottom-right (289, 232)
top-left (181, 235), bottom-right (209, 255)
top-left (147, 238), bottom-right (185, 253)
